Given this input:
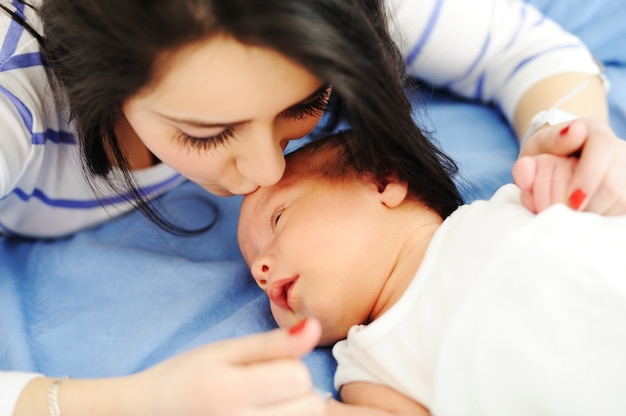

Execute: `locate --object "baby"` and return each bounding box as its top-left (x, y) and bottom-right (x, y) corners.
top-left (237, 132), bottom-right (626, 415)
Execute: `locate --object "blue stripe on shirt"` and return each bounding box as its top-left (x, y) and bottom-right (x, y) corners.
top-left (31, 129), bottom-right (77, 145)
top-left (0, 85), bottom-right (77, 144)
top-left (504, 2), bottom-right (526, 50)
top-left (442, 34), bottom-right (491, 89)
top-left (405, 0), bottom-right (443, 68)
top-left (1, 51), bottom-right (43, 71)
top-left (505, 43), bottom-right (581, 83)
top-left (3, 173), bottom-right (184, 209)
top-left (0, 1), bottom-right (25, 65)
top-left (0, 83), bottom-right (33, 130)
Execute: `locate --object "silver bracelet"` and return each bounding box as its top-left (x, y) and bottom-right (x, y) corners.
top-left (48, 377), bottom-right (66, 416)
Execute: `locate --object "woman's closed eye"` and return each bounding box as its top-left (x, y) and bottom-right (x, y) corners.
top-left (173, 85), bottom-right (331, 152)
top-left (174, 125), bottom-right (237, 152)
top-left (282, 85), bottom-right (331, 120)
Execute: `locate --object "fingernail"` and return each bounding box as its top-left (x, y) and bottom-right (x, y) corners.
top-left (288, 318), bottom-right (308, 335)
top-left (559, 125), bottom-right (570, 136)
top-left (569, 188), bottom-right (586, 210)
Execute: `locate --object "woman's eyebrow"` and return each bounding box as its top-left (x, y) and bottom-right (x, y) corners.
top-left (157, 83), bottom-right (328, 128)
top-left (157, 113), bottom-right (248, 128)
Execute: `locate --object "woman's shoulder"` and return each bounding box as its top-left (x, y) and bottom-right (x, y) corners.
top-left (0, 1), bottom-right (56, 111)
top-left (0, 2), bottom-right (70, 142)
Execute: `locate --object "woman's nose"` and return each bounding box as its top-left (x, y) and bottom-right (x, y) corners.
top-left (236, 131), bottom-right (286, 187)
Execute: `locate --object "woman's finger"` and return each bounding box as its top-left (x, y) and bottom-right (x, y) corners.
top-left (256, 391), bottom-right (327, 416)
top-left (564, 123), bottom-right (616, 211)
top-left (519, 119), bottom-right (587, 158)
top-left (214, 317), bottom-right (322, 365)
top-left (552, 157), bottom-right (577, 206)
top-left (582, 146), bottom-right (626, 214)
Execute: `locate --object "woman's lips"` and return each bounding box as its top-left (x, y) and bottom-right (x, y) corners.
top-left (268, 277), bottom-right (297, 311)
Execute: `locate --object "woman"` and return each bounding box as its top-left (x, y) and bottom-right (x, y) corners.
top-left (0, 0), bottom-right (623, 414)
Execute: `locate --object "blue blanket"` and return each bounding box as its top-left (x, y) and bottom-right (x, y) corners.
top-left (2, 0), bottom-right (625, 395)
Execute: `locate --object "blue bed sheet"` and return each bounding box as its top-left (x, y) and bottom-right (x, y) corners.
top-left (1, 0), bottom-right (625, 396)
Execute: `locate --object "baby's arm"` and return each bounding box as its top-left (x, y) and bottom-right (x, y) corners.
top-left (327, 381), bottom-right (430, 416)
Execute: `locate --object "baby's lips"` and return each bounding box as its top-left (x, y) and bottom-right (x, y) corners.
top-left (268, 276), bottom-right (298, 311)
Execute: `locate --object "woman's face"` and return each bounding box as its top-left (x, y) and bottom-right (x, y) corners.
top-left (123, 35), bottom-right (329, 196)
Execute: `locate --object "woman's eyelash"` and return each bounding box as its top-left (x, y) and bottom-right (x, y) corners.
top-left (175, 86), bottom-right (331, 151)
top-left (282, 86), bottom-right (331, 120)
top-left (175, 126), bottom-right (236, 151)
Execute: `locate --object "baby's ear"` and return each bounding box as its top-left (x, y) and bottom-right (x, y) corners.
top-left (370, 174), bottom-right (408, 208)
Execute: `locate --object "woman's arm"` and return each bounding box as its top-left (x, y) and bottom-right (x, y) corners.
top-left (12, 320), bottom-right (326, 416)
top-left (327, 381), bottom-right (430, 416)
top-left (386, 0), bottom-right (603, 130)
top-left (387, 0), bottom-right (626, 215)
top-left (514, 73), bottom-right (608, 139)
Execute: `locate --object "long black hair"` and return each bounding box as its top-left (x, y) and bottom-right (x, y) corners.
top-left (3, 0), bottom-right (462, 230)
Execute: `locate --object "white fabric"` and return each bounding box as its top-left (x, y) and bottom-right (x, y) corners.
top-left (333, 184), bottom-right (626, 414)
top-left (386, 0), bottom-right (603, 123)
top-left (0, 2), bottom-right (184, 237)
top-left (0, 372), bottom-right (42, 415)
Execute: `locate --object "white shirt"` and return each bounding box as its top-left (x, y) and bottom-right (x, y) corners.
top-left (334, 185), bottom-right (626, 414)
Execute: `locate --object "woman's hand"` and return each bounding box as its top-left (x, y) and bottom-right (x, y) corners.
top-left (514, 118), bottom-right (626, 215)
top-left (15, 319), bottom-right (326, 416)
top-left (132, 318), bottom-right (326, 416)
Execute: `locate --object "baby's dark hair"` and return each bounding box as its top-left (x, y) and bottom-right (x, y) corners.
top-left (286, 131), bottom-right (462, 219)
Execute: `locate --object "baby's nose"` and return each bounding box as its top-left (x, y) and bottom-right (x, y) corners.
top-left (251, 257), bottom-right (271, 289)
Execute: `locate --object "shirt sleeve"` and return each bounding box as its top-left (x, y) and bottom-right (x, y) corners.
top-left (0, 88), bottom-right (36, 198)
top-left (0, 372), bottom-right (43, 416)
top-left (332, 336), bottom-right (381, 391)
top-left (385, 0), bottom-right (603, 123)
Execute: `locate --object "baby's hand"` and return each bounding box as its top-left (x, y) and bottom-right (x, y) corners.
top-left (518, 118), bottom-right (626, 215)
top-left (513, 154), bottom-right (577, 213)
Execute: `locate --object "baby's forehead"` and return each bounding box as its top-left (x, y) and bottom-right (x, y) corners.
top-left (240, 178), bottom-right (289, 221)
top-left (285, 140), bottom-right (342, 172)
top-left (240, 141), bottom-right (342, 216)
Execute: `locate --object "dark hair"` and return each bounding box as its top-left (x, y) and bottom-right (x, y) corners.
top-left (5, 0), bottom-right (462, 230)
top-left (287, 130), bottom-right (462, 219)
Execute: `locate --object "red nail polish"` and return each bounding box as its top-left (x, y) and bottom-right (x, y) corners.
top-left (288, 319), bottom-right (307, 335)
top-left (569, 188), bottom-right (586, 210)
top-left (559, 125), bottom-right (570, 136)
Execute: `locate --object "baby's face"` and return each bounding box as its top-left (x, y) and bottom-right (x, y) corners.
top-left (237, 156), bottom-right (394, 345)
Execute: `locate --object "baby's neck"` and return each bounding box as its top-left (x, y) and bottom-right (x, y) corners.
top-left (368, 208), bottom-right (442, 321)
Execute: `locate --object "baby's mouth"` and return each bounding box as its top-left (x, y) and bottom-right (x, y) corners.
top-left (268, 277), bottom-right (298, 311)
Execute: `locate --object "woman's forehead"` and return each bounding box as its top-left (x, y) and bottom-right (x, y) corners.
top-left (141, 35), bottom-right (323, 121)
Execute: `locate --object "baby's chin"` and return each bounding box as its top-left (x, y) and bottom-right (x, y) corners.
top-left (316, 322), bottom-right (350, 346)
top-left (317, 331), bottom-right (345, 347)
